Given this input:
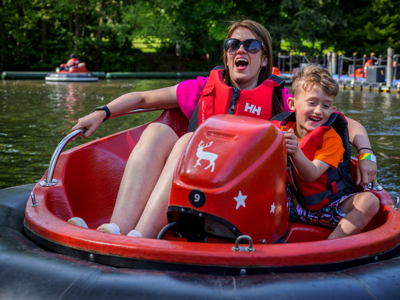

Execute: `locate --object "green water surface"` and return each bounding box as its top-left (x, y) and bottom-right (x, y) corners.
top-left (0, 79), bottom-right (399, 199)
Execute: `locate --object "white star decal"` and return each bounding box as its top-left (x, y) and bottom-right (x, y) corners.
top-left (270, 202), bottom-right (276, 213)
top-left (234, 191), bottom-right (247, 210)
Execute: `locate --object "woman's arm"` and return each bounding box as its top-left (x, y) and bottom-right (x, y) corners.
top-left (72, 85), bottom-right (179, 138)
top-left (346, 116), bottom-right (377, 186)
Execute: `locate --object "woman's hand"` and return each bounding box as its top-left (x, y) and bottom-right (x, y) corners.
top-left (356, 152), bottom-right (377, 186)
top-left (72, 111), bottom-right (106, 139)
top-left (345, 117), bottom-right (377, 186)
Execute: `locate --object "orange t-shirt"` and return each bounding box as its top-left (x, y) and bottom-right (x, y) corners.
top-left (280, 122), bottom-right (344, 169)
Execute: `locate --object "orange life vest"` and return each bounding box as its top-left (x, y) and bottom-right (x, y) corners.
top-left (188, 67), bottom-right (284, 131)
top-left (272, 112), bottom-right (357, 211)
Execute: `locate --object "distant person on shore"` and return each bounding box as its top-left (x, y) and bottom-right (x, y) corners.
top-left (67, 20), bottom-right (377, 239)
top-left (364, 59), bottom-right (372, 67)
top-left (58, 54), bottom-right (80, 72)
top-left (354, 59), bottom-right (373, 78)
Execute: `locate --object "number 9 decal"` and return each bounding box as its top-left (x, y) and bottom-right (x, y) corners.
top-left (194, 193), bottom-right (201, 202)
top-left (189, 189), bottom-right (206, 208)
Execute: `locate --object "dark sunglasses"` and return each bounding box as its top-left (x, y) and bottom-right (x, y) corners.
top-left (224, 38), bottom-right (265, 54)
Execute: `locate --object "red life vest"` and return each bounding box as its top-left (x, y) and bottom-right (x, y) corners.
top-left (271, 112), bottom-right (357, 211)
top-left (67, 58), bottom-right (80, 68)
top-left (188, 68), bottom-right (284, 131)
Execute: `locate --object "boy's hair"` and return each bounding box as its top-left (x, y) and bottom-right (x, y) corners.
top-left (292, 65), bottom-right (339, 98)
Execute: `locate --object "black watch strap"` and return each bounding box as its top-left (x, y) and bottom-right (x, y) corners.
top-left (95, 105), bottom-right (111, 121)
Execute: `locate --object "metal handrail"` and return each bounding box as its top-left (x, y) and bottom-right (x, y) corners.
top-left (40, 129), bottom-right (83, 187)
top-left (40, 108), bottom-right (160, 187)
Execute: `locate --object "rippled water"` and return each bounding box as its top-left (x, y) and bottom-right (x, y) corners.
top-left (1, 80), bottom-right (399, 199)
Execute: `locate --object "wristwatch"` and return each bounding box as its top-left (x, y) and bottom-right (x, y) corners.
top-left (95, 105), bottom-right (111, 121)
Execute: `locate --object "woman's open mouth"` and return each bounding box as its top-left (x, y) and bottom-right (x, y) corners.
top-left (235, 58), bottom-right (248, 70)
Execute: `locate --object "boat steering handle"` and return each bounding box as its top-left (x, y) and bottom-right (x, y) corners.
top-left (40, 129), bottom-right (83, 187)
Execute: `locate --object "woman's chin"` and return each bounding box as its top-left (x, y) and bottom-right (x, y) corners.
top-left (232, 74), bottom-right (256, 86)
top-left (232, 70), bottom-right (250, 81)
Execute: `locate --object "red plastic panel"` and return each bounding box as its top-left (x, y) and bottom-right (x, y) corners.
top-left (286, 222), bottom-right (333, 243)
top-left (170, 115), bottom-right (288, 244)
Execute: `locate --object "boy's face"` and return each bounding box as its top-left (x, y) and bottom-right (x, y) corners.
top-left (287, 85), bottom-right (336, 139)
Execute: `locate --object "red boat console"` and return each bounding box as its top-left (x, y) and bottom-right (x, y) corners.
top-left (169, 115), bottom-right (288, 244)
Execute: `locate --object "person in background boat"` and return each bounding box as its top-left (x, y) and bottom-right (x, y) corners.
top-left (281, 65), bottom-right (379, 239)
top-left (58, 54), bottom-right (80, 72)
top-left (68, 20), bottom-right (377, 239)
top-left (364, 59), bottom-right (372, 68)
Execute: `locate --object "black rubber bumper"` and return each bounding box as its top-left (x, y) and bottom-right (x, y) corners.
top-left (1, 185), bottom-right (400, 300)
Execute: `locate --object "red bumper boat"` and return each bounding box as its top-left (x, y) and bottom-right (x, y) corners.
top-left (2, 108), bottom-right (400, 299)
top-left (45, 62), bottom-right (98, 82)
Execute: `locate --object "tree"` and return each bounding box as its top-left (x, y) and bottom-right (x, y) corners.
top-left (279, 0), bottom-right (346, 57)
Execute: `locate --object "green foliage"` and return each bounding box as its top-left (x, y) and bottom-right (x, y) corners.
top-left (279, 0), bottom-right (346, 57)
top-left (0, 0), bottom-right (399, 72)
top-left (363, 0), bottom-right (400, 54)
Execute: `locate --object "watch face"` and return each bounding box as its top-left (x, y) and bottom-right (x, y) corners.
top-left (95, 106), bottom-right (106, 110)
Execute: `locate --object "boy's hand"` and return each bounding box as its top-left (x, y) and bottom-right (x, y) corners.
top-left (284, 128), bottom-right (299, 157)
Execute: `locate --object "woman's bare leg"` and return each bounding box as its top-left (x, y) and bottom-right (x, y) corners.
top-left (135, 132), bottom-right (193, 238)
top-left (110, 123), bottom-right (179, 235)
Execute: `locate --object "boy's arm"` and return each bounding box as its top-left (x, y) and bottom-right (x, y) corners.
top-left (284, 129), bottom-right (330, 182)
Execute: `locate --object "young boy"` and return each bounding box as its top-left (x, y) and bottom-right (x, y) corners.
top-left (281, 65), bottom-right (379, 239)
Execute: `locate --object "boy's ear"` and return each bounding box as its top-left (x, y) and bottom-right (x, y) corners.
top-left (287, 97), bottom-right (295, 111)
top-left (331, 106), bottom-right (337, 113)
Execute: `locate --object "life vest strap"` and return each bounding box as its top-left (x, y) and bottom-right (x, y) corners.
top-left (301, 180), bottom-right (347, 207)
top-left (187, 104), bottom-right (199, 132)
top-left (269, 74), bottom-right (286, 89)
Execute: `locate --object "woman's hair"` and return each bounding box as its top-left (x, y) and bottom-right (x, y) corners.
top-left (292, 65), bottom-right (339, 98)
top-left (223, 19), bottom-right (283, 116)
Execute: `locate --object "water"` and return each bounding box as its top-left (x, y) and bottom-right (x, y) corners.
top-left (0, 79), bottom-right (178, 189)
top-left (1, 80), bottom-right (399, 199)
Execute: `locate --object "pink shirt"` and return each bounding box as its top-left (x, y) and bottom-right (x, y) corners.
top-left (176, 76), bottom-right (291, 119)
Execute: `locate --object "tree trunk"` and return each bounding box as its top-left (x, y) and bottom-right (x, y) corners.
top-left (75, 0), bottom-right (81, 52)
top-left (82, 3), bottom-right (87, 37)
top-left (95, 15), bottom-right (104, 70)
top-left (69, 13), bottom-right (73, 51)
top-left (41, 19), bottom-right (47, 64)
top-left (0, 1), bottom-right (6, 72)
top-left (0, 24), bottom-right (6, 72)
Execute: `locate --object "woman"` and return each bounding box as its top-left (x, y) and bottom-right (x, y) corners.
top-left (69, 20), bottom-right (376, 238)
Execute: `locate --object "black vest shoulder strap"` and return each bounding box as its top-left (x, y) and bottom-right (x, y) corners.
top-left (212, 65), bottom-right (225, 71)
top-left (270, 111), bottom-right (294, 122)
top-left (187, 104), bottom-right (199, 132)
top-left (323, 112), bottom-right (339, 126)
top-left (269, 74), bottom-right (286, 89)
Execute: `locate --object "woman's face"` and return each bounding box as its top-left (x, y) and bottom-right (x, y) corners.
top-left (226, 27), bottom-right (268, 90)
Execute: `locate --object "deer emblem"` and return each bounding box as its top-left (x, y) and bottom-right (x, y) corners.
top-left (194, 140), bottom-right (218, 172)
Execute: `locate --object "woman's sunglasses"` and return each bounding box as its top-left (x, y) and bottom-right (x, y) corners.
top-left (224, 38), bottom-right (265, 54)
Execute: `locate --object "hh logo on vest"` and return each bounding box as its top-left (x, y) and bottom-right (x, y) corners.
top-left (244, 103), bottom-right (262, 116)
